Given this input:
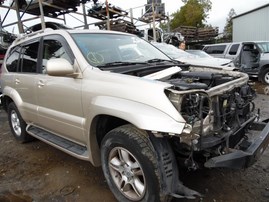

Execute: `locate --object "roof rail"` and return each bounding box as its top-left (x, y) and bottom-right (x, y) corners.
top-left (13, 28), bottom-right (54, 44)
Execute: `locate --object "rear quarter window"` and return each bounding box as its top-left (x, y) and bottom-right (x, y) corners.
top-left (204, 45), bottom-right (226, 54)
top-left (6, 47), bottom-right (21, 72)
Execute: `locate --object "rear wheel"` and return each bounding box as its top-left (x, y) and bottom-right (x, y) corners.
top-left (101, 124), bottom-right (168, 202)
top-left (7, 102), bottom-right (33, 143)
top-left (260, 68), bottom-right (269, 84)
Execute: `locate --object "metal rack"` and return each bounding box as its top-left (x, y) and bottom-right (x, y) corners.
top-left (0, 0), bottom-right (170, 43)
top-left (0, 0), bottom-right (93, 33)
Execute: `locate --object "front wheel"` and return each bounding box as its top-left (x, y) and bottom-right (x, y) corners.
top-left (101, 125), bottom-right (168, 202)
top-left (260, 68), bottom-right (269, 85)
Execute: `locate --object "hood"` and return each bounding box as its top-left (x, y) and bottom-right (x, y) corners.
top-left (176, 57), bottom-right (235, 70)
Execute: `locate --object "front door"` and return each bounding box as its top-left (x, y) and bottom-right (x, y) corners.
top-left (239, 43), bottom-right (260, 75)
top-left (36, 35), bottom-right (85, 144)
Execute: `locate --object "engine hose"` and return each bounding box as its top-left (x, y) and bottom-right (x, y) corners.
top-left (250, 101), bottom-right (255, 112)
top-left (199, 96), bottom-right (205, 150)
top-left (235, 107), bottom-right (242, 127)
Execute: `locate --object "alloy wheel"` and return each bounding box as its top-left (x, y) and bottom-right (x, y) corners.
top-left (108, 147), bottom-right (146, 201)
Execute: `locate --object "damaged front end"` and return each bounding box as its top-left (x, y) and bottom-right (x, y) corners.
top-left (165, 67), bottom-right (269, 170)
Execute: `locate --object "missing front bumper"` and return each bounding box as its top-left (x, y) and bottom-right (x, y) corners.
top-left (204, 122), bottom-right (269, 169)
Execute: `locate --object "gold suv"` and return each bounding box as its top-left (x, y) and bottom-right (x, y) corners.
top-left (1, 29), bottom-right (269, 201)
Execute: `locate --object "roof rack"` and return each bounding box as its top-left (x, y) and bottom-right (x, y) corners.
top-left (13, 28), bottom-right (53, 44)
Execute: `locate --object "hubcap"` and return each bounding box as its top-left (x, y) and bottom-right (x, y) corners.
top-left (108, 147), bottom-right (146, 201)
top-left (10, 110), bottom-right (21, 137)
top-left (264, 86), bottom-right (269, 95)
top-left (264, 71), bottom-right (269, 84)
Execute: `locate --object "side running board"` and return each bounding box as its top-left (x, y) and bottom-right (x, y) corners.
top-left (27, 125), bottom-right (88, 158)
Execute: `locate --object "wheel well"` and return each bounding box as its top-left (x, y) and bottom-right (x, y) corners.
top-left (259, 65), bottom-right (269, 75)
top-left (258, 65), bottom-right (269, 82)
top-left (1, 95), bottom-right (13, 112)
top-left (92, 115), bottom-right (129, 147)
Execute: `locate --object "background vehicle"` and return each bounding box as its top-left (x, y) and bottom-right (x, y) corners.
top-left (186, 49), bottom-right (234, 67)
top-left (153, 42), bottom-right (234, 68)
top-left (0, 28), bottom-right (16, 99)
top-left (24, 22), bottom-right (72, 33)
top-left (141, 28), bottom-right (163, 42)
top-left (202, 43), bottom-right (232, 59)
top-left (203, 42), bottom-right (269, 84)
top-left (1, 29), bottom-right (269, 202)
top-left (0, 28), bottom-right (17, 68)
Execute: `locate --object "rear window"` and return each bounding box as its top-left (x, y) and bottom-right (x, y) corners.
top-left (6, 47), bottom-right (21, 72)
top-left (203, 45), bottom-right (226, 54)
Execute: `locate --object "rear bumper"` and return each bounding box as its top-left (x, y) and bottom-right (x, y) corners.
top-left (204, 122), bottom-right (269, 169)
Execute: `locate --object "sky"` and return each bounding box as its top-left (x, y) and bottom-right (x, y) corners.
top-left (107, 0), bottom-right (269, 32)
top-left (0, 0), bottom-right (269, 33)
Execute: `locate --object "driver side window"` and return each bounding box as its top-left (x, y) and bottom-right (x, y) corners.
top-left (42, 38), bottom-right (72, 74)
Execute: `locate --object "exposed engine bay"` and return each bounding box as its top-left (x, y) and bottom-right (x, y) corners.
top-left (144, 65), bottom-right (265, 170)
top-left (112, 62), bottom-right (268, 170)
top-left (167, 69), bottom-right (256, 137)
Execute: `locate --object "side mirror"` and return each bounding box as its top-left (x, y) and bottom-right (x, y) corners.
top-left (47, 58), bottom-right (74, 76)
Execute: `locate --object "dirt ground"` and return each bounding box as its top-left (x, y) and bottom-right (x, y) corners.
top-left (0, 81), bottom-right (269, 202)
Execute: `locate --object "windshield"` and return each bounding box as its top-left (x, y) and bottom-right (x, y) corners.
top-left (256, 42), bottom-right (269, 53)
top-left (71, 33), bottom-right (170, 67)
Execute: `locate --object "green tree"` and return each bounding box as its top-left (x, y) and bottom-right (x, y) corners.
top-left (159, 21), bottom-right (169, 32)
top-left (223, 8), bottom-right (236, 41)
top-left (170, 0), bottom-right (212, 30)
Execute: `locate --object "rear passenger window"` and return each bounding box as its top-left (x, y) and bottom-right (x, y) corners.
top-left (6, 47), bottom-right (21, 72)
top-left (20, 42), bottom-right (39, 73)
top-left (229, 44), bottom-right (239, 55)
top-left (212, 45), bottom-right (226, 54)
top-left (204, 45), bottom-right (226, 54)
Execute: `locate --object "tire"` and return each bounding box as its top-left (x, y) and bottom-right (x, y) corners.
top-left (101, 124), bottom-right (168, 202)
top-left (7, 102), bottom-right (33, 143)
top-left (260, 68), bottom-right (269, 85)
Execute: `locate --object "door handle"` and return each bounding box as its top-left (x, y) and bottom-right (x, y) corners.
top-left (38, 80), bottom-right (45, 87)
top-left (15, 79), bottom-right (20, 84)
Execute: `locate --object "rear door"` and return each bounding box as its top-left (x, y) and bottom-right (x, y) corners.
top-left (9, 40), bottom-right (41, 122)
top-left (203, 44), bottom-right (227, 58)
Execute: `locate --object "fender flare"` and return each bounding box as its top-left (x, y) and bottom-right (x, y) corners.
top-left (2, 86), bottom-right (23, 111)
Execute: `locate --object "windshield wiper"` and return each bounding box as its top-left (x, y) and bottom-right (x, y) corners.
top-left (96, 61), bottom-right (147, 68)
top-left (146, 58), bottom-right (172, 63)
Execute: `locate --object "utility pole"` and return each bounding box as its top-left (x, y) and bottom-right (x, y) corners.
top-left (38, 0), bottom-right (46, 30)
top-left (106, 0), bottom-right (110, 30)
top-left (130, 8), bottom-right (133, 24)
top-left (82, 3), bottom-right (88, 29)
top-left (14, 0), bottom-right (24, 33)
top-left (167, 12), bottom-right (170, 32)
top-left (152, 0), bottom-right (156, 42)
